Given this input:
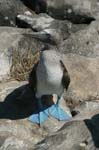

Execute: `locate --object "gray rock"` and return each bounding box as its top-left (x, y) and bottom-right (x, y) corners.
top-left (0, 81), bottom-right (99, 150)
top-left (46, 0), bottom-right (97, 22)
top-left (54, 21), bottom-right (99, 105)
top-left (17, 13), bottom-right (72, 45)
top-left (0, 0), bottom-right (30, 26)
top-left (62, 53), bottom-right (99, 105)
top-left (17, 13), bottom-right (88, 45)
top-left (0, 27), bottom-right (45, 82)
top-left (21, 0), bottom-right (47, 14)
top-left (29, 0), bottom-right (97, 23)
top-left (17, 13), bottom-right (87, 32)
top-left (60, 20), bottom-right (99, 58)
top-left (73, 101), bottom-right (99, 115)
top-left (0, 81), bottom-right (71, 149)
top-left (0, 62), bottom-right (99, 150)
top-left (0, 81), bottom-right (45, 149)
top-left (17, 13), bottom-right (54, 31)
top-left (35, 110), bottom-right (99, 150)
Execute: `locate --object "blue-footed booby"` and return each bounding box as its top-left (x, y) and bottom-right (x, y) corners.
top-left (28, 49), bottom-right (71, 125)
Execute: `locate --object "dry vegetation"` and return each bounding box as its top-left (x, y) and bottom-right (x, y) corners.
top-left (10, 48), bottom-right (40, 81)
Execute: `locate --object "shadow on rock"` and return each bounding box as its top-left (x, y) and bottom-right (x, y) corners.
top-left (0, 84), bottom-right (37, 120)
top-left (0, 84), bottom-right (53, 120)
top-left (85, 114), bottom-right (99, 148)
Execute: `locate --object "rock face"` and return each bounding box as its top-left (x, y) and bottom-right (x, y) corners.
top-left (46, 0), bottom-right (97, 23)
top-left (17, 13), bottom-right (72, 45)
top-left (16, 13), bottom-right (54, 31)
top-left (16, 13), bottom-right (88, 45)
top-left (26, 0), bottom-right (98, 23)
top-left (63, 53), bottom-right (99, 105)
top-left (22, 0), bottom-right (47, 14)
top-left (0, 0), bottom-right (99, 150)
top-left (0, 81), bottom-right (99, 150)
top-left (0, 81), bottom-right (71, 149)
top-left (35, 102), bottom-right (99, 150)
top-left (0, 27), bottom-right (45, 82)
top-left (35, 114), bottom-right (99, 150)
top-left (0, 0), bottom-right (29, 26)
top-left (56, 21), bottom-right (99, 105)
top-left (60, 21), bottom-right (99, 57)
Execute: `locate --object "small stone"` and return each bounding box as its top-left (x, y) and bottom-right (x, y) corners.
top-left (24, 11), bottom-right (32, 16)
top-left (79, 143), bottom-right (86, 150)
top-left (67, 9), bottom-right (72, 13)
top-left (4, 16), bottom-right (9, 20)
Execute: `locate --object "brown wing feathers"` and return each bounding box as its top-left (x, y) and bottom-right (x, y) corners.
top-left (60, 60), bottom-right (70, 90)
top-left (29, 62), bottom-right (38, 92)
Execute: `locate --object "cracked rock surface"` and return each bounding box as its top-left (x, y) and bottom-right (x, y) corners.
top-left (0, 0), bottom-right (99, 150)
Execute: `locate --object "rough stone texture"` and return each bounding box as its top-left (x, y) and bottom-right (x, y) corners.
top-left (46, 0), bottom-right (98, 22)
top-left (0, 82), bottom-right (99, 150)
top-left (0, 0), bottom-right (30, 26)
top-left (17, 13), bottom-right (54, 31)
top-left (0, 1), bottom-right (99, 149)
top-left (71, 101), bottom-right (99, 124)
top-left (17, 13), bottom-right (88, 46)
top-left (0, 81), bottom-right (71, 149)
top-left (0, 81), bottom-right (99, 150)
top-left (0, 27), bottom-right (45, 82)
top-left (25, 0), bottom-right (98, 23)
top-left (0, 81), bottom-right (43, 150)
top-left (73, 101), bottom-right (99, 115)
top-left (62, 53), bottom-right (99, 105)
top-left (35, 112), bottom-right (99, 150)
top-left (60, 21), bottom-right (99, 57)
top-left (35, 102), bottom-right (99, 150)
top-left (17, 13), bottom-right (72, 45)
top-left (21, 0), bottom-right (47, 14)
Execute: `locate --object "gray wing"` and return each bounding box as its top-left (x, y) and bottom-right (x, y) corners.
top-left (60, 60), bottom-right (70, 90)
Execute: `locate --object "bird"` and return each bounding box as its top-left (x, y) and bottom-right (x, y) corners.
top-left (28, 49), bottom-right (71, 125)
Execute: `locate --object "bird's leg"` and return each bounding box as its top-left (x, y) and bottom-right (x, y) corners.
top-left (56, 96), bottom-right (61, 106)
top-left (49, 95), bottom-right (71, 121)
top-left (38, 98), bottom-right (43, 110)
top-left (28, 98), bottom-right (49, 125)
top-left (53, 94), bottom-right (57, 104)
top-left (37, 98), bottom-right (49, 116)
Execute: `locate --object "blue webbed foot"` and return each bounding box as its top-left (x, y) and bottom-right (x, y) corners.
top-left (28, 98), bottom-right (49, 125)
top-left (28, 109), bottom-right (49, 125)
top-left (49, 96), bottom-right (71, 121)
top-left (49, 104), bottom-right (71, 121)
